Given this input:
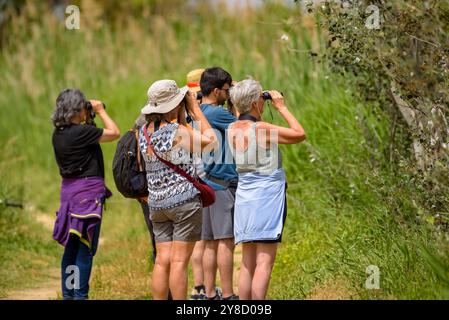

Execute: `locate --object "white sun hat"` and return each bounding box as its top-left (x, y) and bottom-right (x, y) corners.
top-left (141, 79), bottom-right (188, 115)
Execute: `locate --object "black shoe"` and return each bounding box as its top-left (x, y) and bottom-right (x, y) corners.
top-left (222, 294), bottom-right (239, 300)
top-left (206, 287), bottom-right (222, 300)
top-left (215, 287), bottom-right (222, 299)
top-left (207, 293), bottom-right (221, 300)
top-left (190, 285), bottom-right (207, 300)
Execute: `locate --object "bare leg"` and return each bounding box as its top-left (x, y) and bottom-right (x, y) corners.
top-left (151, 242), bottom-right (172, 300)
top-left (169, 241), bottom-right (196, 300)
top-left (251, 243), bottom-right (278, 300)
top-left (190, 240), bottom-right (205, 287)
top-left (238, 242), bottom-right (257, 300)
top-left (203, 240), bottom-right (218, 298)
top-left (217, 238), bottom-right (235, 298)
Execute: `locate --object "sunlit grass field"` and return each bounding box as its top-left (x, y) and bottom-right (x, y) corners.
top-left (1, 1), bottom-right (448, 299)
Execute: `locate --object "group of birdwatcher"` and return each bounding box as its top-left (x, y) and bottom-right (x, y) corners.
top-left (50, 66), bottom-right (306, 300)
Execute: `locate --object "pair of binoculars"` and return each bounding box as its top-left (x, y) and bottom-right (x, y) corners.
top-left (185, 92), bottom-right (203, 100)
top-left (194, 91), bottom-right (282, 101)
top-left (262, 91), bottom-right (284, 100)
top-left (85, 101), bottom-right (106, 119)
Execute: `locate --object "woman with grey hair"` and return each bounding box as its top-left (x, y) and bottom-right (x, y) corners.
top-left (51, 88), bottom-right (120, 300)
top-left (228, 79), bottom-right (306, 300)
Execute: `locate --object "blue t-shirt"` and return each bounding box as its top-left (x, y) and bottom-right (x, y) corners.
top-left (200, 103), bottom-right (238, 190)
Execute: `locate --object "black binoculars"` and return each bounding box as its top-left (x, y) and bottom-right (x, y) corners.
top-left (85, 101), bottom-right (106, 119)
top-left (185, 92), bottom-right (203, 101)
top-left (262, 91), bottom-right (284, 100)
top-left (192, 91), bottom-right (282, 101)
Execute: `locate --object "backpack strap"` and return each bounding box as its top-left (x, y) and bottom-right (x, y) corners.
top-left (134, 129), bottom-right (144, 172)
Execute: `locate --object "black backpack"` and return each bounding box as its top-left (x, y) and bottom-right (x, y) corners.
top-left (112, 128), bottom-right (148, 199)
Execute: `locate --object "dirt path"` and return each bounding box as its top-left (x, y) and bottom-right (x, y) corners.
top-left (305, 277), bottom-right (357, 300)
top-left (2, 268), bottom-right (61, 300)
top-left (1, 209), bottom-right (60, 300)
top-left (6, 208), bottom-right (238, 300)
top-left (4, 208), bottom-right (108, 300)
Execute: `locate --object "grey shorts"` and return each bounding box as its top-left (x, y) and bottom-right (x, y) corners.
top-left (150, 196), bottom-right (202, 243)
top-left (202, 188), bottom-right (236, 240)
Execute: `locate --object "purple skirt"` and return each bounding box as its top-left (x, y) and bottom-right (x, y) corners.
top-left (53, 177), bottom-right (112, 248)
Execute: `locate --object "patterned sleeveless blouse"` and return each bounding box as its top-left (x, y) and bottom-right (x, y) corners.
top-left (139, 123), bottom-right (199, 210)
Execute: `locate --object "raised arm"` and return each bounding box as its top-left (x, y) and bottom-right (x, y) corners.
top-left (175, 92), bottom-right (218, 153)
top-left (257, 91), bottom-right (306, 145)
top-left (90, 100), bottom-right (121, 143)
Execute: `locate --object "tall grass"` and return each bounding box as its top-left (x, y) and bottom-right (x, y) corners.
top-left (269, 71), bottom-right (449, 299)
top-left (0, 1), bottom-right (448, 299)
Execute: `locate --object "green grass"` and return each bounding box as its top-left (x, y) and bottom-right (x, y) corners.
top-left (0, 207), bottom-right (61, 298)
top-left (0, 138), bottom-right (60, 298)
top-left (0, 1), bottom-right (448, 299)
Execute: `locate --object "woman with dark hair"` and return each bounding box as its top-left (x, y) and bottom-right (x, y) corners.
top-left (138, 79), bottom-right (217, 300)
top-left (51, 88), bottom-right (120, 300)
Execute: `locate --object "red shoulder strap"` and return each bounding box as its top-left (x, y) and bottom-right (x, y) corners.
top-left (143, 124), bottom-right (196, 184)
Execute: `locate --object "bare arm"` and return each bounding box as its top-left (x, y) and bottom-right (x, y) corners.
top-left (175, 125), bottom-right (216, 153)
top-left (90, 100), bottom-right (121, 143)
top-left (175, 92), bottom-right (217, 153)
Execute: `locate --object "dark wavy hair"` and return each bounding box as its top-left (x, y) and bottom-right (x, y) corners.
top-left (51, 88), bottom-right (86, 128)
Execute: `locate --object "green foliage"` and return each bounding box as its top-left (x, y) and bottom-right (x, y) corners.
top-left (311, 0), bottom-right (449, 228)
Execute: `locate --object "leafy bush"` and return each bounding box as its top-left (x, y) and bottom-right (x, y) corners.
top-left (302, 0), bottom-right (449, 228)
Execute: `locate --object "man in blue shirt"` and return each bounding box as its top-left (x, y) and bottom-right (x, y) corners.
top-left (199, 67), bottom-right (239, 300)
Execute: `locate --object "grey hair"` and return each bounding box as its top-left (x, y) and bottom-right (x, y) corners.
top-left (51, 89), bottom-right (86, 128)
top-left (229, 79), bottom-right (262, 115)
